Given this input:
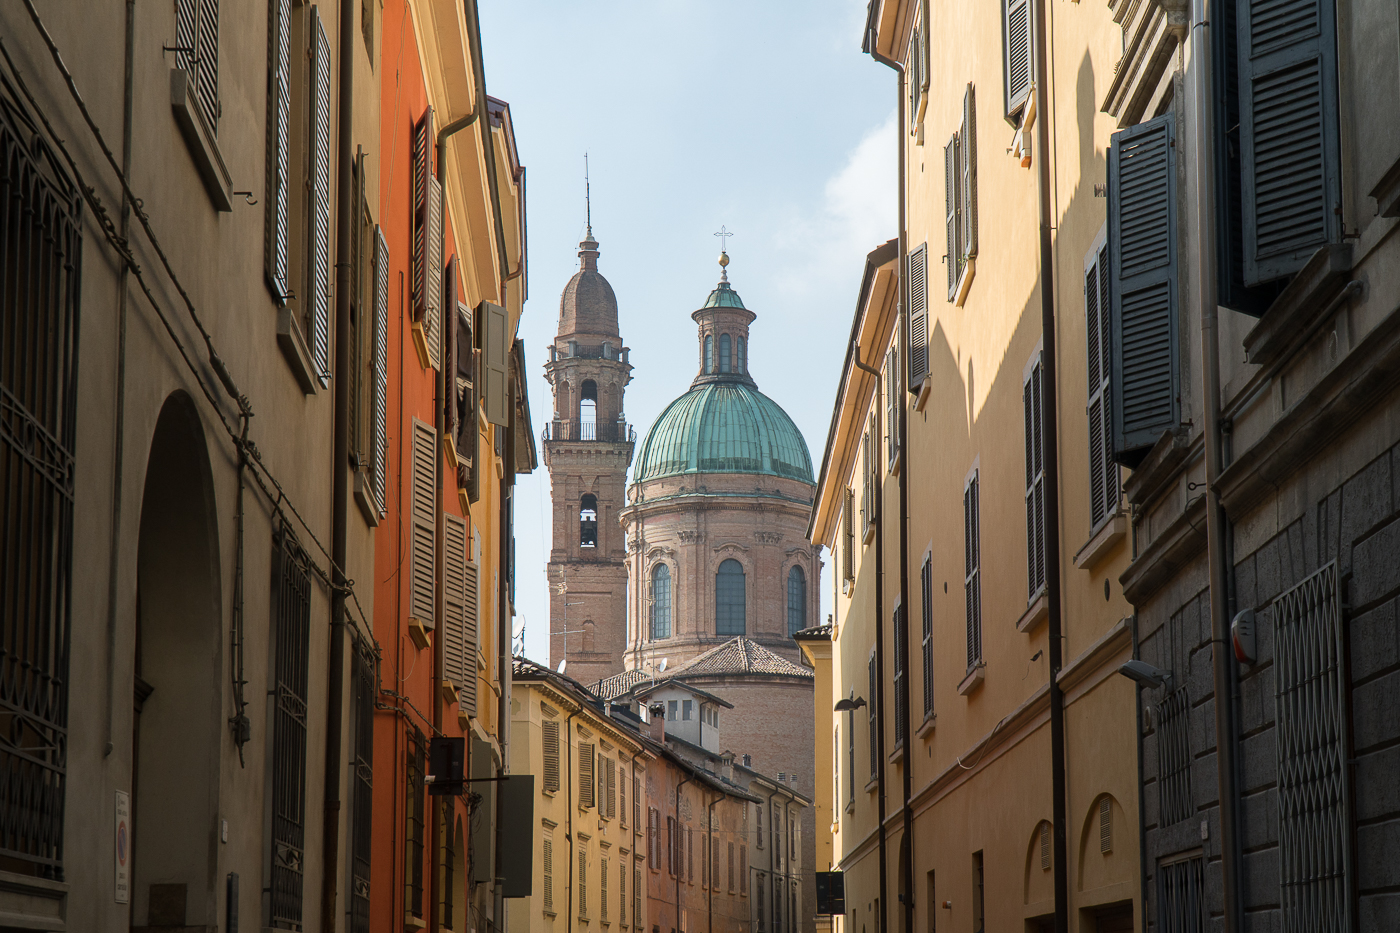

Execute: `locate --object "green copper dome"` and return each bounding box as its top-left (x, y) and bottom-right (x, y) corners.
top-left (633, 382), bottom-right (814, 484)
top-left (702, 280), bottom-right (747, 309)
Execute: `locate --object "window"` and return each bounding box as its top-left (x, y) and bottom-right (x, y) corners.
top-left (705, 335), bottom-right (714, 373)
top-left (0, 89), bottom-right (80, 880)
top-left (271, 528), bottom-right (313, 926)
top-left (972, 852), bottom-right (985, 933)
top-left (728, 842), bottom-right (735, 891)
top-left (580, 379), bottom-right (598, 438)
top-left (619, 858), bottom-right (627, 926)
top-left (787, 566), bottom-right (807, 636)
top-left (1024, 354), bottom-right (1046, 601)
top-left (581, 494), bottom-right (598, 549)
top-left (406, 727), bottom-right (426, 919)
top-left (1157, 856), bottom-right (1204, 933)
top-left (634, 774), bottom-right (641, 829)
top-left (861, 418), bottom-right (876, 538)
top-left (1157, 684), bottom-right (1192, 826)
top-left (579, 848), bottom-right (589, 919)
top-left (443, 513), bottom-right (476, 713)
top-left (842, 489), bottom-right (855, 582)
top-left (454, 298), bottom-right (479, 502)
top-left (602, 855), bottom-right (610, 921)
top-left (649, 809), bottom-right (661, 869)
top-left (1084, 237), bottom-right (1119, 530)
top-left (1109, 113), bottom-right (1179, 467)
top-left (175, 0), bottom-right (219, 132)
top-left (634, 868), bottom-right (642, 924)
top-left (439, 801), bottom-right (455, 928)
top-left (908, 15), bottom-right (926, 133)
top-left (740, 846), bottom-right (748, 895)
top-left (921, 557), bottom-right (934, 718)
top-left (580, 743), bottom-right (596, 809)
top-left (620, 764), bottom-right (627, 827)
top-left (757, 875), bottom-right (766, 932)
top-left (907, 245), bottom-right (929, 389)
top-left (720, 334), bottom-right (732, 373)
top-left (682, 700), bottom-right (693, 721)
top-left (926, 872), bottom-right (936, 933)
top-left (964, 473), bottom-right (982, 670)
top-left (868, 654), bottom-right (878, 778)
top-left (847, 715), bottom-right (856, 805)
top-left (893, 604), bottom-right (907, 747)
top-left (945, 86), bottom-right (978, 304)
top-left (409, 419), bottom-right (436, 634)
top-left (411, 107), bottom-right (445, 371)
top-left (652, 564), bottom-right (672, 638)
top-left (363, 225), bottom-right (391, 518)
top-left (668, 701), bottom-right (678, 721)
top-left (886, 339), bottom-right (900, 467)
top-left (605, 757), bottom-right (617, 819)
top-left (667, 817), bottom-right (677, 876)
top-left (738, 337), bottom-right (746, 373)
top-left (350, 637), bottom-right (375, 933)
top-left (756, 801), bottom-right (763, 848)
top-left (834, 727), bottom-right (840, 810)
top-left (543, 719), bottom-right (561, 793)
top-left (1002, 0), bottom-right (1032, 119)
top-left (702, 833), bottom-right (708, 887)
top-left (716, 559), bottom-right (746, 635)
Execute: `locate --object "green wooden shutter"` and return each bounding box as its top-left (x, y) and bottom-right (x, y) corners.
top-left (907, 243), bottom-right (928, 389)
top-left (483, 301), bottom-right (510, 427)
top-left (370, 227), bottom-right (390, 517)
top-left (1237, 0), bottom-right (1341, 285)
top-left (264, 0), bottom-right (291, 300)
top-left (1003, 0), bottom-right (1032, 119)
top-left (1109, 113), bottom-right (1179, 464)
top-left (308, 9), bottom-right (332, 388)
top-left (962, 84), bottom-right (978, 260)
top-left (944, 136), bottom-right (960, 300)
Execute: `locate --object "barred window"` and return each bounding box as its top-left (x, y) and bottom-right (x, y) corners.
top-left (349, 637), bottom-right (375, 933)
top-left (270, 528), bottom-right (313, 927)
top-left (405, 727), bottom-right (426, 918)
top-left (1157, 685), bottom-right (1192, 826)
top-left (1157, 856), bottom-right (1204, 933)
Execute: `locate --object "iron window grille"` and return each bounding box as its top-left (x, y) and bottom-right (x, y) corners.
top-left (406, 726), bottom-right (426, 918)
top-left (270, 527), bottom-right (313, 928)
top-left (0, 83), bottom-right (82, 879)
top-left (349, 635), bottom-right (375, 933)
top-left (1156, 685), bottom-right (1192, 827)
top-left (1274, 562), bottom-right (1352, 933)
top-left (1156, 855), bottom-right (1204, 933)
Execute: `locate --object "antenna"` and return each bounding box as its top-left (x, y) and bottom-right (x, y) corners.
top-left (584, 152), bottom-right (592, 237)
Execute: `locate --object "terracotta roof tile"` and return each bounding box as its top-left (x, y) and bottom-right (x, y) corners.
top-left (672, 637), bottom-right (813, 679)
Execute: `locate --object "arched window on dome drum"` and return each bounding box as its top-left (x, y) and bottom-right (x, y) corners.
top-left (716, 559), bottom-right (746, 635)
top-left (719, 334), bottom-right (732, 373)
top-left (651, 564), bottom-right (672, 639)
top-left (704, 335), bottom-right (714, 374)
top-left (580, 494), bottom-right (598, 548)
top-left (737, 337), bottom-right (746, 373)
top-left (787, 565), bottom-right (807, 636)
top-left (580, 380), bottom-right (598, 440)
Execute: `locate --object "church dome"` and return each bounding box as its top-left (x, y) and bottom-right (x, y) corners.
top-left (633, 382), bottom-right (814, 484)
top-left (559, 234), bottom-right (619, 335)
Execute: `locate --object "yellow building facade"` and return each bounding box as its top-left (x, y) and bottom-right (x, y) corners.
top-left (809, 2), bottom-right (1145, 930)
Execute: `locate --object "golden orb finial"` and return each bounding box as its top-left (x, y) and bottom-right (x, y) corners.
top-left (718, 251), bottom-right (730, 268)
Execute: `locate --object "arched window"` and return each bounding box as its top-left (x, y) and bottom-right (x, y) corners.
top-left (787, 565), bottom-right (807, 635)
top-left (580, 379), bottom-right (598, 440)
top-left (737, 337), bottom-right (746, 373)
top-left (716, 559), bottom-right (746, 635)
top-left (704, 335), bottom-right (714, 373)
top-left (651, 564), bottom-right (672, 639)
top-left (719, 334), bottom-right (732, 373)
top-left (580, 494), bottom-right (598, 548)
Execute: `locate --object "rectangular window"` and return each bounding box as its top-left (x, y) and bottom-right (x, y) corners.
top-left (758, 875), bottom-right (767, 932)
top-left (907, 244), bottom-right (928, 388)
top-left (682, 699), bottom-right (693, 721)
top-left (1157, 856), bottom-right (1204, 933)
top-left (667, 816), bottom-right (677, 877)
top-left (756, 800), bottom-right (763, 848)
top-left (728, 842), bottom-right (735, 892)
top-left (702, 833), bottom-right (709, 888)
top-left (861, 415), bottom-right (877, 538)
top-left (579, 849), bottom-right (588, 919)
top-left (961, 85), bottom-right (978, 268)
top-left (460, 557), bottom-right (479, 717)
top-left (620, 763), bottom-right (627, 827)
top-left (1024, 354), bottom-right (1046, 601)
top-left (740, 846), bottom-right (747, 895)
top-left (711, 833), bottom-right (720, 887)
top-left (606, 757), bottom-right (617, 819)
top-left (964, 472), bottom-right (983, 670)
top-left (349, 637), bottom-right (375, 933)
top-left (926, 871), bottom-right (936, 933)
top-left (648, 808), bottom-right (660, 870)
top-left (907, 17), bottom-right (924, 132)
top-left (868, 654), bottom-right (879, 778)
top-left (270, 527), bottom-right (313, 927)
top-left (921, 557), bottom-right (934, 717)
top-left (580, 743), bottom-right (596, 809)
top-left (1157, 684), bottom-right (1192, 826)
top-left (1084, 237), bottom-right (1118, 530)
top-left (409, 419), bottom-right (436, 633)
top-left (543, 719), bottom-right (561, 793)
top-left (1109, 113), bottom-right (1179, 466)
top-left (368, 227), bottom-right (391, 516)
top-left (411, 107), bottom-right (444, 371)
top-left (893, 604), bottom-right (907, 747)
top-left (305, 8), bottom-right (332, 387)
top-left (688, 826), bottom-right (695, 883)
top-left (406, 727), bottom-right (426, 919)
top-left (634, 774), bottom-right (641, 830)
top-left (944, 131), bottom-right (962, 300)
top-left (886, 338), bottom-right (900, 468)
top-left (1002, 0), bottom-right (1032, 118)
top-left (842, 488), bottom-right (855, 582)
top-left (619, 856), bottom-right (626, 926)
top-left (601, 855), bottom-right (610, 922)
top-left (444, 513), bottom-right (469, 695)
top-left (668, 700), bottom-right (678, 721)
top-left (543, 834), bottom-right (555, 914)
top-left (175, 0), bottom-right (219, 132)
top-left (634, 868), bottom-right (642, 923)
top-left (972, 852), bottom-right (985, 933)
top-left (264, 0), bottom-right (292, 298)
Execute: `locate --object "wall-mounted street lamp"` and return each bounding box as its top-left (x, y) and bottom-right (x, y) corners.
top-left (833, 696), bottom-right (868, 713)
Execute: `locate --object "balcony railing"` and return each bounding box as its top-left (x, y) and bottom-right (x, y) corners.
top-left (543, 419), bottom-right (636, 443)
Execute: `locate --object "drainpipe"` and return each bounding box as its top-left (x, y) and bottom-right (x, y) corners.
top-left (566, 707), bottom-right (581, 933)
top-left (865, 8), bottom-right (903, 931)
top-left (1027, 1), bottom-right (1071, 931)
top-left (676, 772), bottom-right (693, 933)
top-left (319, 0), bottom-right (356, 927)
top-left (496, 364), bottom-right (517, 932)
top-left (461, 0), bottom-right (511, 296)
top-left (1192, 1), bottom-right (1242, 929)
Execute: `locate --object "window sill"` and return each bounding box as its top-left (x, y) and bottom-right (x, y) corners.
top-left (913, 375), bottom-right (933, 413)
top-left (441, 680), bottom-right (460, 704)
top-left (862, 522), bottom-right (876, 546)
top-left (544, 910), bottom-right (558, 919)
top-left (1370, 151), bottom-right (1400, 217)
top-left (916, 712), bottom-right (936, 740)
top-left (408, 617), bottom-right (432, 650)
top-left (888, 447), bottom-right (902, 478)
top-left (1074, 512), bottom-right (1126, 571)
top-left (0, 870), bottom-right (66, 932)
top-left (406, 914), bottom-right (427, 931)
top-left (1017, 592), bottom-right (1049, 634)
top-left (411, 320), bottom-right (433, 371)
top-left (444, 433), bottom-right (460, 472)
top-left (353, 469), bottom-right (382, 527)
top-left (864, 776), bottom-right (879, 794)
top-left (953, 258), bottom-right (975, 307)
top-left (888, 741), bottom-right (905, 765)
top-left (957, 663), bottom-right (985, 696)
top-left (277, 309), bottom-right (321, 395)
top-left (170, 68), bottom-right (232, 212)
top-left (1242, 243), bottom-right (1354, 368)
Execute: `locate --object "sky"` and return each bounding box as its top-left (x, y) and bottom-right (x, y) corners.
top-left (478, 0), bottom-right (897, 668)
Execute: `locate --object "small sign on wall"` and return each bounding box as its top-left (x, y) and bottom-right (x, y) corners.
top-left (115, 790), bottom-right (130, 904)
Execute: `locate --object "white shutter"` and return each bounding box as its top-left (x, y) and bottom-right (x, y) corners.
top-left (370, 227), bottom-right (390, 516)
top-left (482, 302), bottom-right (510, 426)
top-left (264, 0), bottom-right (291, 299)
top-left (308, 10), bottom-right (332, 388)
top-left (409, 419), bottom-right (436, 630)
top-left (444, 513), bottom-right (467, 690)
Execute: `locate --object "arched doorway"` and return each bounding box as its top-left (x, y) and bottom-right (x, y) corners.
top-left (131, 392), bottom-right (222, 928)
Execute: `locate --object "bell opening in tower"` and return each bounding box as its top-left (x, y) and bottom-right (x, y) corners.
top-left (580, 493), bottom-right (598, 549)
top-left (580, 379), bottom-right (598, 440)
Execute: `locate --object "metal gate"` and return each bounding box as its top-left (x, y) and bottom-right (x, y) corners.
top-left (270, 527), bottom-right (312, 927)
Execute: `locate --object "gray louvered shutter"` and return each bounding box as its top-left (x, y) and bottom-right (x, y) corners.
top-left (1023, 356), bottom-right (1045, 600)
top-left (308, 10), bottom-right (332, 388)
top-left (412, 106), bottom-right (435, 329)
top-left (1238, 0), bottom-right (1341, 285)
top-left (1109, 113), bottom-right (1179, 463)
top-left (460, 559), bottom-right (478, 716)
top-left (264, 0), bottom-right (292, 300)
top-left (907, 244), bottom-right (928, 389)
top-left (410, 419), bottom-right (436, 630)
top-left (444, 258), bottom-right (458, 438)
top-left (1003, 0), bottom-right (1032, 118)
top-left (1085, 242), bottom-right (1117, 528)
top-left (444, 513), bottom-right (467, 691)
top-left (962, 84), bottom-right (978, 260)
top-left (483, 302), bottom-right (510, 426)
top-left (370, 227), bottom-right (390, 516)
top-left (425, 176), bottom-right (444, 369)
top-left (349, 154), bottom-right (365, 459)
top-left (176, 0), bottom-right (219, 132)
top-left (542, 719), bottom-right (560, 792)
top-left (945, 136), bottom-right (960, 300)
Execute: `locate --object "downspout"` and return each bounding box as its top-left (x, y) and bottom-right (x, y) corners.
top-left (1133, 614), bottom-right (1148, 933)
top-left (461, 0), bottom-right (511, 297)
top-left (1193, 1), bottom-right (1242, 929)
top-left (566, 707), bottom-right (581, 933)
top-left (865, 8), bottom-right (903, 931)
top-left (496, 362), bottom-right (517, 930)
top-left (320, 0), bottom-right (355, 927)
top-left (677, 772), bottom-right (694, 933)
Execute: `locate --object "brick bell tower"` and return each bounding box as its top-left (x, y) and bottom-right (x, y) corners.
top-left (543, 222), bottom-right (634, 685)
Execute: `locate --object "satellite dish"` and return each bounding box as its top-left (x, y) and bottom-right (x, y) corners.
top-left (557, 659), bottom-right (568, 675)
top-left (658, 657), bottom-right (669, 673)
top-left (513, 619), bottom-right (526, 639)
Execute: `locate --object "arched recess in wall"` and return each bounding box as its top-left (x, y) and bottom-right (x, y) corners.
top-left (716, 558), bottom-right (746, 635)
top-left (1077, 793), bottom-right (1124, 892)
top-left (1022, 819), bottom-right (1055, 907)
top-left (580, 379), bottom-right (598, 435)
top-left (737, 336), bottom-right (746, 373)
top-left (582, 620), bottom-right (597, 653)
top-left (131, 390), bottom-right (223, 928)
top-left (580, 494), bottom-right (598, 548)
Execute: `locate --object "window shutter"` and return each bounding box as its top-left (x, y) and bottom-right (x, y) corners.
top-left (1085, 242), bottom-right (1118, 529)
top-left (945, 136), bottom-right (960, 300)
top-left (728, 842), bottom-right (735, 891)
top-left (649, 809), bottom-right (660, 868)
top-left (482, 302), bottom-right (510, 426)
top-left (606, 757), bottom-right (617, 819)
top-left (885, 343), bottom-right (899, 468)
top-left (444, 513), bottom-right (467, 694)
top-left (542, 719), bottom-right (560, 792)
top-left (1003, 0), bottom-right (1032, 118)
top-left (444, 258), bottom-right (458, 438)
top-left (892, 606), bottom-right (907, 747)
top-left (907, 244), bottom-right (928, 389)
top-left (601, 856), bottom-right (610, 922)
top-left (177, 0), bottom-right (219, 132)
top-left (459, 559), bottom-right (478, 716)
top-left (425, 176), bottom-right (444, 369)
top-left (964, 473), bottom-right (982, 669)
top-left (1237, 0), bottom-right (1341, 285)
top-left (264, 0), bottom-right (291, 300)
top-left (409, 419), bottom-right (436, 630)
top-left (740, 846), bottom-right (747, 895)
top-left (962, 84), bottom-right (978, 260)
top-left (308, 10), bottom-right (332, 388)
top-left (412, 107), bottom-right (444, 370)
top-left (543, 836), bottom-right (554, 912)
top-left (579, 850), bottom-right (588, 917)
top-left (921, 558), bottom-right (934, 716)
top-left (579, 743), bottom-right (595, 808)
top-left (842, 489), bottom-right (854, 581)
top-left (349, 155), bottom-right (365, 459)
top-left (370, 227), bottom-right (390, 516)
top-left (1023, 356), bottom-right (1045, 600)
top-left (1109, 114), bottom-right (1179, 464)
top-left (867, 656), bottom-right (878, 778)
